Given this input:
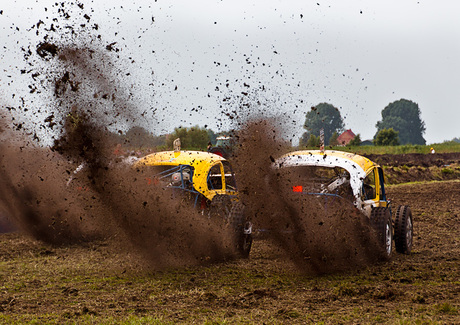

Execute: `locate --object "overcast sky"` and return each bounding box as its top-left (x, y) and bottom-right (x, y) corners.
top-left (1, 0), bottom-right (459, 144)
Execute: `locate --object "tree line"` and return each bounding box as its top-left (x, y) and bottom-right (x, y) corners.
top-left (112, 98), bottom-right (446, 152)
top-left (300, 99), bottom-right (427, 147)
top-left (106, 125), bottom-right (216, 152)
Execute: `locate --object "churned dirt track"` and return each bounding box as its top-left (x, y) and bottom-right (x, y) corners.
top-left (372, 153), bottom-right (460, 185)
top-left (1, 2), bottom-right (458, 322)
top-left (0, 180), bottom-right (458, 324)
top-left (367, 152), bottom-right (460, 168)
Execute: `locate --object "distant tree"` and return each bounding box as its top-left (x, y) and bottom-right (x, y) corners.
top-left (299, 133), bottom-right (309, 147)
top-left (207, 129), bottom-right (218, 145)
top-left (123, 126), bottom-right (165, 148)
top-left (166, 125), bottom-right (210, 150)
top-left (329, 132), bottom-right (339, 146)
top-left (298, 136), bottom-right (305, 148)
top-left (306, 134), bottom-right (320, 148)
top-left (348, 133), bottom-right (362, 146)
top-left (452, 137), bottom-right (460, 143)
top-left (375, 99), bottom-right (426, 145)
top-left (303, 103), bottom-right (345, 145)
top-left (374, 128), bottom-right (400, 146)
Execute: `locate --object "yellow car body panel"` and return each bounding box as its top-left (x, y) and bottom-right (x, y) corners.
top-left (134, 150), bottom-right (236, 201)
top-left (276, 150), bottom-right (387, 216)
top-left (282, 150), bottom-right (379, 174)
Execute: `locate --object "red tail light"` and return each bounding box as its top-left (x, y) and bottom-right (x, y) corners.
top-left (292, 185), bottom-right (303, 192)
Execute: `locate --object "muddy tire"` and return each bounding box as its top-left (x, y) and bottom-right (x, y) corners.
top-left (228, 202), bottom-right (253, 258)
top-left (208, 195), bottom-right (232, 220)
top-left (370, 207), bottom-right (393, 258)
top-left (394, 205), bottom-right (413, 254)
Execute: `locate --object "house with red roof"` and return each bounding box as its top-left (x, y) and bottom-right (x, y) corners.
top-left (337, 129), bottom-right (356, 146)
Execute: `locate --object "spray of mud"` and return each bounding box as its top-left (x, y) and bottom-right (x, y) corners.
top-left (232, 119), bottom-right (385, 274)
top-left (1, 0), bottom-right (240, 269)
top-left (2, 1), bottom-right (385, 273)
top-left (2, 44), bottom-right (386, 273)
top-left (53, 109), bottom-right (237, 269)
top-left (0, 39), bottom-right (239, 269)
top-left (0, 142), bottom-right (103, 240)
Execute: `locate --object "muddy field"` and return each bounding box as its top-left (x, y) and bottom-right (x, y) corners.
top-left (0, 178), bottom-right (459, 324)
top-left (366, 152), bottom-right (460, 168)
top-left (1, 2), bottom-right (459, 323)
top-left (372, 153), bottom-right (460, 185)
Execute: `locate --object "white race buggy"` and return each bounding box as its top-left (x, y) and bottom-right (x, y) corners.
top-left (274, 150), bottom-right (413, 257)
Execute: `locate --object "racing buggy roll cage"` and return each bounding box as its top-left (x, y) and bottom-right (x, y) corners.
top-left (133, 150), bottom-right (252, 257)
top-left (152, 164), bottom-right (201, 208)
top-left (146, 162), bottom-right (238, 209)
top-left (274, 150), bottom-right (413, 257)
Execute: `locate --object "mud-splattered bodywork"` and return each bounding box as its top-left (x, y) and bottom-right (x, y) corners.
top-left (133, 150), bottom-right (252, 257)
top-left (134, 150), bottom-right (237, 205)
top-left (275, 150), bottom-right (389, 218)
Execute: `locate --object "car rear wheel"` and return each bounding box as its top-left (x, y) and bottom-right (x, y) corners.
top-left (228, 201), bottom-right (253, 258)
top-left (370, 207), bottom-right (393, 258)
top-left (394, 205), bottom-right (413, 254)
top-left (208, 195), bottom-right (232, 220)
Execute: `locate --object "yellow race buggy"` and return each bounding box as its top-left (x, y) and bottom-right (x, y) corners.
top-left (134, 150), bottom-right (252, 257)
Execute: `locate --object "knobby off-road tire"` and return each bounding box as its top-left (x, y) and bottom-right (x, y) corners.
top-left (370, 207), bottom-right (393, 258)
top-left (228, 201), bottom-right (253, 258)
top-left (208, 195), bottom-right (232, 220)
top-left (394, 205), bottom-right (413, 254)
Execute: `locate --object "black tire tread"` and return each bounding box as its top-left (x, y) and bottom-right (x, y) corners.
top-left (228, 202), bottom-right (252, 258)
top-left (394, 205), bottom-right (413, 254)
top-left (370, 207), bottom-right (393, 257)
top-left (209, 195), bottom-right (232, 220)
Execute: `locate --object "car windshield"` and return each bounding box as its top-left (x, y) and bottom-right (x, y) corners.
top-left (216, 137), bottom-right (233, 148)
top-left (279, 166), bottom-right (353, 198)
top-left (139, 165), bottom-right (194, 187)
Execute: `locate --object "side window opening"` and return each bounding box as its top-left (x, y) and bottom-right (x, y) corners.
top-left (144, 165), bottom-right (194, 188)
top-left (222, 161), bottom-right (237, 191)
top-left (207, 164), bottom-right (223, 190)
top-left (138, 165), bottom-right (193, 187)
top-left (278, 166), bottom-right (352, 199)
top-left (363, 169), bottom-right (376, 200)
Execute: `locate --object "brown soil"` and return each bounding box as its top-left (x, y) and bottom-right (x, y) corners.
top-left (0, 180), bottom-right (459, 323)
top-left (367, 152), bottom-right (460, 167)
top-left (1, 117), bottom-right (459, 324)
top-left (365, 153), bottom-right (460, 184)
top-left (1, 3), bottom-right (458, 320)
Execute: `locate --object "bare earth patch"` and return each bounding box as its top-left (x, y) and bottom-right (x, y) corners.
top-left (0, 180), bottom-right (459, 324)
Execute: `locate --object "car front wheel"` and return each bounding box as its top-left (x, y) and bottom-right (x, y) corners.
top-left (370, 207), bottom-right (393, 258)
top-left (394, 205), bottom-right (413, 254)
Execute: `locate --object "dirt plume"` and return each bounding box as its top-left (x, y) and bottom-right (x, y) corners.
top-left (0, 140), bottom-right (103, 241)
top-left (232, 119), bottom-right (384, 274)
top-left (1, 39), bottom-right (241, 269)
top-left (3, 0), bottom-right (241, 266)
top-left (53, 108), bottom-right (237, 269)
top-left (2, 1), bottom-right (385, 272)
